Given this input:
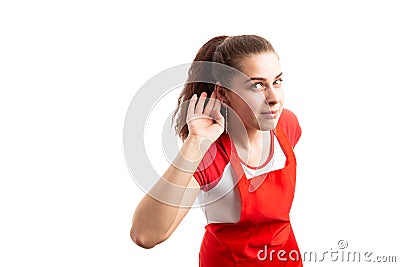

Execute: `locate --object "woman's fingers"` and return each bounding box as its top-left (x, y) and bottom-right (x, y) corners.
top-left (186, 94), bottom-right (197, 119)
top-left (194, 92), bottom-right (207, 114)
top-left (203, 91), bottom-right (216, 116)
top-left (212, 99), bottom-right (224, 125)
top-left (213, 96), bottom-right (221, 112)
top-left (188, 91), bottom-right (223, 125)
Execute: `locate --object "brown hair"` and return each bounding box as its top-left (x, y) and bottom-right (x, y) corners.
top-left (172, 35), bottom-right (278, 141)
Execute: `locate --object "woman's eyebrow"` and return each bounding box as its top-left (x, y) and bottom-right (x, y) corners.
top-left (244, 72), bottom-right (283, 83)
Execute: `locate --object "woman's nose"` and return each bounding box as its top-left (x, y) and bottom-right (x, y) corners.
top-left (264, 86), bottom-right (278, 106)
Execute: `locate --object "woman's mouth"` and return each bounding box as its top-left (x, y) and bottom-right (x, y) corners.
top-left (260, 110), bottom-right (278, 119)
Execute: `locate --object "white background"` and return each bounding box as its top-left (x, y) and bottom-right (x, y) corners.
top-left (1, 0), bottom-right (399, 266)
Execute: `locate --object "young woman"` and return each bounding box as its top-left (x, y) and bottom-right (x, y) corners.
top-left (131, 35), bottom-right (303, 266)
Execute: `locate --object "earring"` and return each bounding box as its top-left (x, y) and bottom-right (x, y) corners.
top-left (224, 104), bottom-right (228, 134)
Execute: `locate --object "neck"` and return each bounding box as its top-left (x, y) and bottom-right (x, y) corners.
top-left (227, 115), bottom-right (269, 151)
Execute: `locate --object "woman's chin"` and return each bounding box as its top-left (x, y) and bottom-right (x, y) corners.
top-left (256, 117), bottom-right (279, 131)
top-left (259, 122), bottom-right (277, 131)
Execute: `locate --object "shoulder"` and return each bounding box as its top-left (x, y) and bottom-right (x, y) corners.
top-left (193, 134), bottom-right (231, 189)
top-left (277, 108), bottom-right (302, 148)
top-left (278, 109), bottom-right (300, 128)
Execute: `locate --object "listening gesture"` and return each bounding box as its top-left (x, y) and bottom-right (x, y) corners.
top-left (186, 91), bottom-right (225, 143)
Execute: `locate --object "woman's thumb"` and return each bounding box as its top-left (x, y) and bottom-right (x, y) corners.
top-left (213, 109), bottom-right (224, 125)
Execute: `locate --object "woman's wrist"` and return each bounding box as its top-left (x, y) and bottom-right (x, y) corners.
top-left (171, 134), bottom-right (213, 173)
top-left (185, 134), bottom-right (214, 157)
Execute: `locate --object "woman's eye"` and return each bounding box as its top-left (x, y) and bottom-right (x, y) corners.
top-left (250, 82), bottom-right (265, 90)
top-left (273, 79), bottom-right (283, 86)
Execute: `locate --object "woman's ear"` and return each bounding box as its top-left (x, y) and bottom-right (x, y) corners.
top-left (214, 82), bottom-right (230, 104)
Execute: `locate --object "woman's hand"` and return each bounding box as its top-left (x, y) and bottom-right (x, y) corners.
top-left (186, 91), bottom-right (225, 143)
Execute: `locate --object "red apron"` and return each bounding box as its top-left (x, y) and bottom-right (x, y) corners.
top-left (199, 125), bottom-right (303, 266)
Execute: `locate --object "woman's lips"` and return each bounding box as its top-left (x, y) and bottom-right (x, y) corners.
top-left (260, 110), bottom-right (278, 119)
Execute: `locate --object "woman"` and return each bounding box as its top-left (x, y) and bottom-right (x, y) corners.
top-left (131, 35), bottom-right (303, 266)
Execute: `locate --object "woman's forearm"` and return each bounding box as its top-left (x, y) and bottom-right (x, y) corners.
top-left (131, 135), bottom-right (212, 248)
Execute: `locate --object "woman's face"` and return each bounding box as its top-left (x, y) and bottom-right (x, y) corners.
top-left (226, 52), bottom-right (284, 131)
